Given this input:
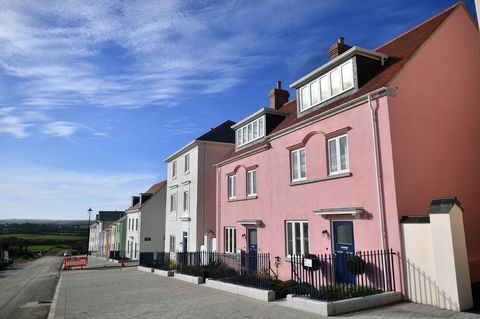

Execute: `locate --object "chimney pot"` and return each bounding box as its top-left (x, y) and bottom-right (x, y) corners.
top-left (338, 37), bottom-right (344, 44)
top-left (276, 81), bottom-right (282, 89)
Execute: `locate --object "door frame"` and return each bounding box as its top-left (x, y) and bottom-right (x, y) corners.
top-left (331, 220), bottom-right (355, 253)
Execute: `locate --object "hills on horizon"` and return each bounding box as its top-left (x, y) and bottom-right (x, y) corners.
top-left (0, 219), bottom-right (89, 225)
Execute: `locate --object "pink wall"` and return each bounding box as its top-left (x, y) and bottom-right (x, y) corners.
top-left (197, 142), bottom-right (234, 248)
top-left (388, 7), bottom-right (480, 282)
top-left (217, 98), bottom-right (394, 279)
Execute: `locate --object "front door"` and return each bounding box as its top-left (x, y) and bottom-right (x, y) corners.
top-left (247, 228), bottom-right (257, 272)
top-left (332, 221), bottom-right (355, 284)
top-left (182, 232), bottom-right (188, 253)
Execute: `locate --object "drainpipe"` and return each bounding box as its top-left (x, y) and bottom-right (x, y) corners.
top-left (368, 93), bottom-right (388, 290)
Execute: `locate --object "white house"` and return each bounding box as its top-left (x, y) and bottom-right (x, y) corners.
top-left (125, 181), bottom-right (167, 263)
top-left (164, 121), bottom-right (235, 253)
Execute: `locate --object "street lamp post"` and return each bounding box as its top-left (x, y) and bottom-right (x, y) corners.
top-left (87, 207), bottom-right (92, 255)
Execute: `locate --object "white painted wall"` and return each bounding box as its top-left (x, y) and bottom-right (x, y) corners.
top-left (165, 144), bottom-right (199, 252)
top-left (126, 211), bottom-right (140, 260)
top-left (402, 203), bottom-right (473, 311)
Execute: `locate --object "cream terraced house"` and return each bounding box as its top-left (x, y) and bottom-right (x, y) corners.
top-left (164, 121), bottom-right (235, 253)
top-left (125, 181), bottom-right (167, 262)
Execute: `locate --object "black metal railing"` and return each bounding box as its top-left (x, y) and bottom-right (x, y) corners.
top-left (291, 249), bottom-right (396, 301)
top-left (175, 251), bottom-right (276, 290)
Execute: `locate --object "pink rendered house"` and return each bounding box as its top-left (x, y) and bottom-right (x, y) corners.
top-left (215, 1), bottom-right (480, 290)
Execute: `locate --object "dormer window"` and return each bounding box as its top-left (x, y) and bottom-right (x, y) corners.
top-left (299, 59), bottom-right (354, 112)
top-left (236, 116), bottom-right (265, 148)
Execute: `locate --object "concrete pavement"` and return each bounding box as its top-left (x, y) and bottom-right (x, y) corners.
top-left (0, 256), bottom-right (63, 319)
top-left (51, 267), bottom-right (480, 319)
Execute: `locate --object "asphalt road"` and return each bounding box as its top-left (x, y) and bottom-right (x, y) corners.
top-left (0, 256), bottom-right (63, 319)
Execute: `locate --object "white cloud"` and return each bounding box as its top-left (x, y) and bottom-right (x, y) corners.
top-left (0, 160), bottom-right (160, 219)
top-left (42, 121), bottom-right (80, 137)
top-left (0, 115), bottom-right (33, 138)
top-left (0, 0), bottom-right (334, 114)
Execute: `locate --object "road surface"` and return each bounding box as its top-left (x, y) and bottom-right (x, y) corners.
top-left (0, 256), bottom-right (63, 319)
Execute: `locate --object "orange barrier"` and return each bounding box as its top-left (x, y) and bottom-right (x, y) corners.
top-left (63, 256), bottom-right (88, 270)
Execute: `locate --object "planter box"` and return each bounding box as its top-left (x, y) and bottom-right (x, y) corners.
top-left (205, 279), bottom-right (275, 302)
top-left (153, 269), bottom-right (174, 277)
top-left (174, 273), bottom-right (204, 284)
top-left (137, 266), bottom-right (154, 273)
top-left (285, 291), bottom-right (402, 316)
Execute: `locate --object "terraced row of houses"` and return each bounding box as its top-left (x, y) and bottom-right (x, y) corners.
top-left (88, 2), bottom-right (479, 312)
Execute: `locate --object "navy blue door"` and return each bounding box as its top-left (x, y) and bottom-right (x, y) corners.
top-left (247, 228), bottom-right (257, 272)
top-left (332, 221), bottom-right (355, 284)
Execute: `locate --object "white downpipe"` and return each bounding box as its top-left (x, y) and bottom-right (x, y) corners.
top-left (368, 93), bottom-right (389, 291)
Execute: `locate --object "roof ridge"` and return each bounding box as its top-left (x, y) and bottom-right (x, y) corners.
top-left (374, 1), bottom-right (462, 51)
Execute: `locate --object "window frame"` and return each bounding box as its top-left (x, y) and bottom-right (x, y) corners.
top-left (169, 235), bottom-right (176, 252)
top-left (172, 161), bottom-right (177, 179)
top-left (228, 175), bottom-right (237, 199)
top-left (170, 193), bottom-right (177, 213)
top-left (236, 116), bottom-right (266, 148)
top-left (183, 190), bottom-right (190, 212)
top-left (285, 220), bottom-right (309, 258)
top-left (327, 134), bottom-right (350, 176)
top-left (224, 227), bottom-right (237, 254)
top-left (290, 148), bottom-right (307, 182)
top-left (246, 169), bottom-right (257, 197)
top-left (299, 59), bottom-right (355, 112)
top-left (184, 154), bottom-right (190, 174)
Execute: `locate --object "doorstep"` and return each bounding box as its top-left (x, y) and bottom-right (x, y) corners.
top-left (284, 291), bottom-right (402, 316)
top-left (137, 266), bottom-right (154, 273)
top-left (173, 273), bottom-right (204, 284)
top-left (153, 269), bottom-right (174, 277)
top-left (205, 279), bottom-right (275, 302)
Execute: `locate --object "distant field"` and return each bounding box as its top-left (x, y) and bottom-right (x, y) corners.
top-left (0, 233), bottom-right (86, 240)
top-left (26, 244), bottom-right (67, 252)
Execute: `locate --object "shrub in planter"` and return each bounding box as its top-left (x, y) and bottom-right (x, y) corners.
top-left (272, 280), bottom-right (294, 299)
top-left (302, 254), bottom-right (322, 271)
top-left (345, 255), bottom-right (365, 275)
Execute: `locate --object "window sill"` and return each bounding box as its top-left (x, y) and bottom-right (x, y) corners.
top-left (290, 172), bottom-right (352, 186)
top-left (228, 196), bottom-right (258, 202)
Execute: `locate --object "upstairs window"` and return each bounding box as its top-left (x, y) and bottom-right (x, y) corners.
top-left (170, 193), bottom-right (177, 212)
top-left (299, 59), bottom-right (354, 112)
top-left (172, 161), bottom-right (177, 178)
top-left (224, 227), bottom-right (236, 253)
top-left (247, 170), bottom-right (257, 197)
top-left (183, 190), bottom-right (190, 212)
top-left (184, 154), bottom-right (190, 173)
top-left (286, 221), bottom-right (309, 257)
top-left (328, 134), bottom-right (349, 175)
top-left (228, 175), bottom-right (236, 199)
top-left (291, 148), bottom-right (306, 182)
top-left (236, 116), bottom-right (265, 148)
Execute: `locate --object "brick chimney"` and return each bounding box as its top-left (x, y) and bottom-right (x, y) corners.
top-left (269, 81), bottom-right (290, 109)
top-left (328, 37), bottom-right (352, 60)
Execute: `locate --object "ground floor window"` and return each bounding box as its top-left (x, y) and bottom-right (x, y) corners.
top-left (286, 221), bottom-right (309, 257)
top-left (224, 227), bottom-right (236, 253)
top-left (169, 235), bottom-right (175, 252)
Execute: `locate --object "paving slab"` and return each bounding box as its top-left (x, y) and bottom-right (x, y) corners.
top-left (51, 267), bottom-right (480, 319)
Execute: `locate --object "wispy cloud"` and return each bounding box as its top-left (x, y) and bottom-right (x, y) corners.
top-left (0, 1), bottom-right (334, 113)
top-left (42, 121), bottom-right (80, 137)
top-left (0, 159), bottom-right (159, 219)
top-left (0, 107), bottom-right (105, 138)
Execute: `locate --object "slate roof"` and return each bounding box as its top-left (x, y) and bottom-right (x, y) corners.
top-left (127, 180), bottom-right (167, 211)
top-left (217, 2), bottom-right (462, 164)
top-left (96, 211), bottom-right (125, 222)
top-left (196, 120), bottom-right (236, 143)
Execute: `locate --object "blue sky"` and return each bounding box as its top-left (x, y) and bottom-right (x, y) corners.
top-left (0, 0), bottom-right (477, 220)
